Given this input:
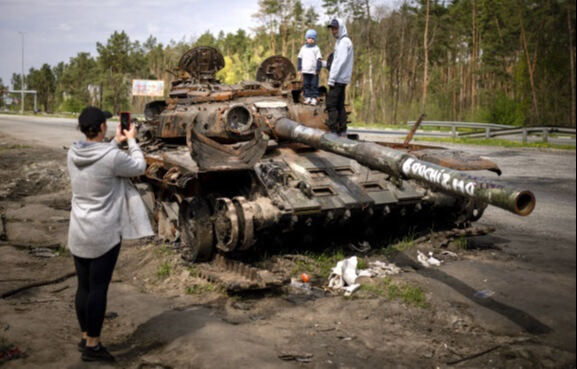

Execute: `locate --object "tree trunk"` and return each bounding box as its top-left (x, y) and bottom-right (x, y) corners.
top-left (394, 14), bottom-right (406, 125)
top-left (470, 0), bottom-right (477, 113)
top-left (568, 5), bottom-right (576, 127)
top-left (520, 14), bottom-right (540, 125)
top-left (363, 0), bottom-right (376, 120)
top-left (421, 0), bottom-right (430, 114)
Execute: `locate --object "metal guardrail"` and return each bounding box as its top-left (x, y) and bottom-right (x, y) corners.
top-left (405, 121), bottom-right (576, 144)
top-left (408, 121), bottom-right (514, 130)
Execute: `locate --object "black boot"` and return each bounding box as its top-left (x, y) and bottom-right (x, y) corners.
top-left (81, 343), bottom-right (115, 362)
top-left (77, 338), bottom-right (86, 352)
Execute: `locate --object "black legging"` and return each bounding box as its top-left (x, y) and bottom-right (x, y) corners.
top-left (73, 244), bottom-right (120, 337)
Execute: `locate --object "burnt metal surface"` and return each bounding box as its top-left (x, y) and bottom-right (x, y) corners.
top-left (136, 46), bottom-right (535, 264)
top-left (178, 46), bottom-right (225, 83)
top-left (197, 254), bottom-right (290, 291)
top-left (256, 56), bottom-right (297, 86)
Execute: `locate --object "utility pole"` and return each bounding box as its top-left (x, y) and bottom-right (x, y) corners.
top-left (18, 31), bottom-right (25, 114)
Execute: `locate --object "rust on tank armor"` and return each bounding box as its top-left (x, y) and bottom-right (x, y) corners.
top-left (134, 46), bottom-right (535, 264)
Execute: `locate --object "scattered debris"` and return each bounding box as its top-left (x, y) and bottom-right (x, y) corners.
top-left (279, 352), bottom-right (314, 363)
top-left (28, 247), bottom-right (57, 258)
top-left (474, 289), bottom-right (495, 299)
top-left (413, 226), bottom-right (495, 248)
top-left (417, 251), bottom-right (443, 268)
top-left (328, 256), bottom-right (361, 297)
top-left (441, 250), bottom-right (459, 258)
top-left (328, 256), bottom-right (402, 296)
top-left (1, 271), bottom-right (75, 299)
top-left (290, 279), bottom-right (312, 292)
top-left (196, 254), bottom-right (290, 292)
top-left (446, 345), bottom-right (501, 366)
top-left (357, 261), bottom-right (402, 278)
top-left (105, 312), bottom-right (119, 320)
top-left (231, 302), bottom-right (252, 311)
top-left (347, 241), bottom-right (371, 254)
top-left (0, 345), bottom-right (25, 365)
top-left (0, 242), bottom-right (61, 250)
top-left (137, 362), bottom-right (174, 369)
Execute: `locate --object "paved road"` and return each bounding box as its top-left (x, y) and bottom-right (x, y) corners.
top-left (1, 113), bottom-right (575, 352)
top-left (0, 114), bottom-right (116, 148)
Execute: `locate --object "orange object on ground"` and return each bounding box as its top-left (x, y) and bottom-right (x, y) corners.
top-left (300, 273), bottom-right (311, 283)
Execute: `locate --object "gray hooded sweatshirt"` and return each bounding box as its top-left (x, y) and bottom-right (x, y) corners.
top-left (67, 138), bottom-right (153, 259)
top-left (328, 18), bottom-right (354, 86)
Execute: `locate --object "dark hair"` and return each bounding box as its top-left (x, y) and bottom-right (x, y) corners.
top-left (78, 107), bottom-right (112, 138)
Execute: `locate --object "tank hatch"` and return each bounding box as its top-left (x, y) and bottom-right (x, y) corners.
top-left (178, 46), bottom-right (225, 83)
top-left (256, 56), bottom-right (296, 86)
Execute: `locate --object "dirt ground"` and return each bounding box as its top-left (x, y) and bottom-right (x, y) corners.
top-left (0, 132), bottom-right (575, 369)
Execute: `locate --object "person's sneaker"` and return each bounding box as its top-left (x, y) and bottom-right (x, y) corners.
top-left (310, 98), bottom-right (318, 105)
top-left (77, 339), bottom-right (86, 352)
top-left (81, 343), bottom-right (115, 363)
top-left (304, 97), bottom-right (311, 105)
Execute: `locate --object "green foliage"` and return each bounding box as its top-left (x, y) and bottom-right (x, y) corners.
top-left (291, 249), bottom-right (346, 279)
top-left (453, 237), bottom-right (469, 250)
top-left (7, 0), bottom-right (574, 127)
top-left (185, 283), bottom-right (219, 295)
top-left (360, 277), bottom-right (429, 308)
top-left (156, 261), bottom-right (171, 279)
top-left (382, 233), bottom-right (417, 258)
top-left (59, 96), bottom-right (85, 113)
top-left (415, 137), bottom-right (576, 150)
top-left (484, 92), bottom-right (527, 126)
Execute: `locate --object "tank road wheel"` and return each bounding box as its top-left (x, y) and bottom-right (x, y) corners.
top-left (179, 198), bottom-right (215, 263)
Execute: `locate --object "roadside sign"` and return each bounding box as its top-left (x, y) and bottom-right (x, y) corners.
top-left (132, 80), bottom-right (164, 97)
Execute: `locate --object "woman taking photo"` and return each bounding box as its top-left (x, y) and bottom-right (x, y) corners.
top-left (67, 107), bottom-right (153, 362)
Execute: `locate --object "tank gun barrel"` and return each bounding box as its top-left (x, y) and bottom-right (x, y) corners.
top-left (273, 118), bottom-right (535, 216)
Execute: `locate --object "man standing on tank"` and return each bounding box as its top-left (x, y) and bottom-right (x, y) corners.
top-left (326, 18), bottom-right (354, 136)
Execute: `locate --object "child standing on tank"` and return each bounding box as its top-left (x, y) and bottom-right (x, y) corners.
top-left (297, 29), bottom-right (323, 105)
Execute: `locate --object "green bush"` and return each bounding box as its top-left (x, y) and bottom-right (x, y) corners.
top-left (485, 92), bottom-right (527, 126)
top-left (59, 97), bottom-right (84, 113)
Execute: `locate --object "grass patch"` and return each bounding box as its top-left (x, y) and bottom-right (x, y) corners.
top-left (381, 234), bottom-right (417, 258)
top-left (156, 261), bottom-right (171, 279)
top-left (360, 277), bottom-right (429, 308)
top-left (415, 137), bottom-right (575, 150)
top-left (0, 144), bottom-right (32, 152)
top-left (291, 249), bottom-right (362, 279)
top-left (453, 237), bottom-right (469, 250)
top-left (156, 243), bottom-right (175, 257)
top-left (55, 245), bottom-right (70, 257)
top-left (187, 266), bottom-right (198, 277)
top-left (185, 283), bottom-right (219, 295)
top-left (357, 257), bottom-right (369, 270)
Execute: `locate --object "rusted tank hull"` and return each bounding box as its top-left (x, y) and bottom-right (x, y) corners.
top-left (134, 46), bottom-right (535, 263)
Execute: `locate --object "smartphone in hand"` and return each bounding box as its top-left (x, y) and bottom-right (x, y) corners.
top-left (120, 112), bottom-right (131, 131)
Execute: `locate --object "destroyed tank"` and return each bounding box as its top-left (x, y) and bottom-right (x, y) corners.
top-left (135, 46), bottom-right (536, 262)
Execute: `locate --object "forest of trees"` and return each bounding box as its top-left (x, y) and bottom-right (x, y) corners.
top-left (1, 0), bottom-right (575, 127)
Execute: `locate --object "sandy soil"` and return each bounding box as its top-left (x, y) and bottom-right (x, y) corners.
top-left (0, 132), bottom-right (575, 369)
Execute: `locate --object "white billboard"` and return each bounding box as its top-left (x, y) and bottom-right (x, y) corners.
top-left (132, 80), bottom-right (164, 97)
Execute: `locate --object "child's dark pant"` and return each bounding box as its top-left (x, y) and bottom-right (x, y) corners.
top-left (302, 73), bottom-right (319, 98)
top-left (326, 83), bottom-right (348, 134)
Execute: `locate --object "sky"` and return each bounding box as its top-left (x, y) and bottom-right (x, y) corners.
top-left (0, 0), bottom-right (326, 89)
